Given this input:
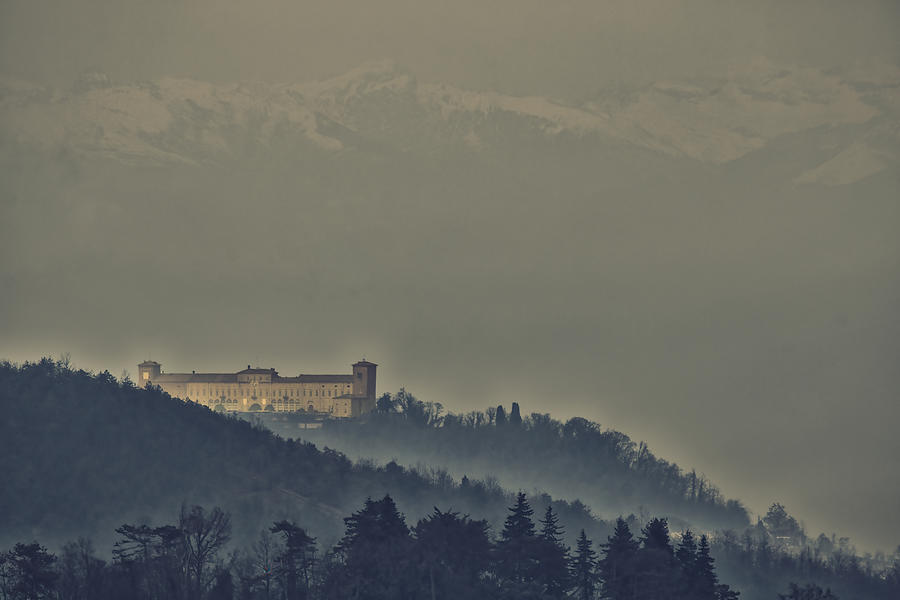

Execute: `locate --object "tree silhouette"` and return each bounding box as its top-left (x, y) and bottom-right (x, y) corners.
top-left (675, 529), bottom-right (698, 598)
top-left (179, 505), bottom-right (231, 599)
top-left (779, 582), bottom-right (839, 599)
top-left (570, 529), bottom-right (599, 600)
top-left (58, 538), bottom-right (105, 600)
top-left (636, 517), bottom-right (676, 598)
top-left (537, 505), bottom-right (570, 598)
top-left (270, 520), bottom-right (317, 600)
top-left (1, 542), bottom-right (58, 600)
top-left (413, 507), bottom-right (492, 600)
top-left (496, 405), bottom-right (508, 427)
top-left (331, 495), bottom-right (413, 600)
top-left (599, 517), bottom-right (638, 600)
top-left (495, 491), bottom-right (541, 593)
top-left (251, 529), bottom-right (277, 600)
top-left (509, 402), bottom-right (523, 426)
top-left (693, 534), bottom-right (718, 600)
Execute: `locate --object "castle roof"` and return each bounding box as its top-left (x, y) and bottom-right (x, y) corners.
top-left (237, 367), bottom-right (275, 375)
top-left (295, 374), bottom-right (354, 384)
top-left (149, 372), bottom-right (353, 384)
top-left (151, 373), bottom-right (237, 383)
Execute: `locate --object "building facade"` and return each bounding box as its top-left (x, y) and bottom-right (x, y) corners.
top-left (137, 360), bottom-right (377, 418)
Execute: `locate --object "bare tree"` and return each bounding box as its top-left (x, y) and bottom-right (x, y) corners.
top-left (179, 505), bottom-right (231, 599)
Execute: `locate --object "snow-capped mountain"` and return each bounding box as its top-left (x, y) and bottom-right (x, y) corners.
top-left (1, 58), bottom-right (897, 184)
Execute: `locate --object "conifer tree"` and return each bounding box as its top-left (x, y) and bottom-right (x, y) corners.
top-left (694, 535), bottom-right (718, 600)
top-left (676, 529), bottom-right (698, 598)
top-left (496, 405), bottom-right (508, 427)
top-left (1, 543), bottom-right (58, 600)
top-left (599, 518), bottom-right (639, 600)
top-left (270, 520), bottom-right (316, 600)
top-left (538, 505), bottom-right (570, 598)
top-left (510, 402), bottom-right (523, 426)
top-left (414, 508), bottom-right (492, 600)
top-left (495, 492), bottom-right (540, 588)
top-left (540, 504), bottom-right (564, 545)
top-left (332, 495), bottom-right (413, 600)
top-left (675, 530), bottom-right (697, 571)
top-left (571, 530), bottom-right (599, 600)
top-left (636, 518), bottom-right (676, 600)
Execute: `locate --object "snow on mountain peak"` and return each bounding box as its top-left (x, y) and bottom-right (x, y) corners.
top-left (1, 59), bottom-right (896, 181)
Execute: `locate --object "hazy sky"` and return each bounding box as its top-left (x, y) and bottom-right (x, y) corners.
top-left (2, 1), bottom-right (898, 96)
top-left (2, 0), bottom-right (899, 552)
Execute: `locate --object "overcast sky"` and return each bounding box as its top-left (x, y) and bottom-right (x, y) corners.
top-left (2, 0), bottom-right (898, 96)
top-left (1, 0), bottom-right (899, 552)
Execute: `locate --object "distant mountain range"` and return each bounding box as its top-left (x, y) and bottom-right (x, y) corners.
top-left (2, 58), bottom-right (897, 185)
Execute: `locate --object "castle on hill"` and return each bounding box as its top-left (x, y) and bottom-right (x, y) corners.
top-left (137, 359), bottom-right (377, 418)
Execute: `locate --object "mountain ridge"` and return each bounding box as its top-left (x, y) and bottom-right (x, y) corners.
top-left (2, 58), bottom-right (896, 182)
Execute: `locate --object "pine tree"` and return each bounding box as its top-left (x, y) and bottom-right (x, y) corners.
top-left (571, 530), bottom-right (599, 600)
top-left (538, 505), bottom-right (570, 598)
top-left (675, 530), bottom-right (698, 598)
top-left (333, 495), bottom-right (414, 600)
top-left (694, 535), bottom-right (718, 600)
top-left (675, 530), bottom-right (697, 571)
top-left (636, 518), bottom-right (676, 600)
top-left (540, 504), bottom-right (564, 545)
top-left (414, 508), bottom-right (492, 600)
top-left (599, 518), bottom-right (639, 600)
top-left (495, 492), bottom-right (540, 588)
top-left (2, 542), bottom-right (59, 600)
top-left (270, 520), bottom-right (316, 600)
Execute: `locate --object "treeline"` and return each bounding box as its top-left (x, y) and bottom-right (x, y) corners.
top-left (292, 389), bottom-right (749, 530)
top-left (0, 359), bottom-right (603, 552)
top-left (4, 499), bottom-right (899, 600)
top-left (0, 493), bottom-right (748, 600)
top-left (3, 359), bottom-right (898, 600)
top-left (710, 505), bottom-right (900, 600)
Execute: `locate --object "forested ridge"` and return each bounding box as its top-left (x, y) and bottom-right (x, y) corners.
top-left (0, 359), bottom-right (603, 551)
top-left (1, 359), bottom-right (898, 599)
top-left (289, 390), bottom-right (751, 531)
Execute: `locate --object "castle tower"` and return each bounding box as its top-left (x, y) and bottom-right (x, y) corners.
top-left (137, 360), bottom-right (161, 384)
top-left (352, 360), bottom-right (377, 409)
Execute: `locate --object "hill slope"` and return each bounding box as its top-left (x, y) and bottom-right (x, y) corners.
top-left (270, 393), bottom-right (751, 533)
top-left (1, 359), bottom-right (897, 599)
top-left (0, 359), bottom-right (605, 550)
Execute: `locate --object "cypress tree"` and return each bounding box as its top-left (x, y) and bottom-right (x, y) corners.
top-left (496, 405), bottom-right (508, 427)
top-left (510, 402), bottom-right (523, 426)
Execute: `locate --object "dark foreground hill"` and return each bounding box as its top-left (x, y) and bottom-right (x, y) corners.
top-left (0, 359), bottom-right (605, 551)
top-left (1, 359), bottom-right (897, 599)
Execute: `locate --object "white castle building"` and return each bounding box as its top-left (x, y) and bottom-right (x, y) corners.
top-left (137, 360), bottom-right (377, 418)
